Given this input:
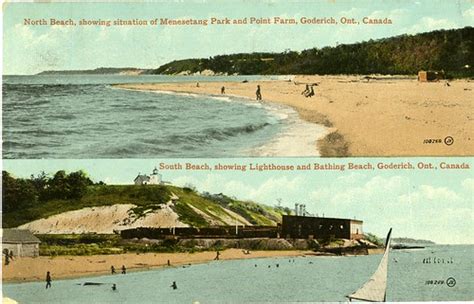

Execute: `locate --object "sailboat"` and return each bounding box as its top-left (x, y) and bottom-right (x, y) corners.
top-left (347, 228), bottom-right (392, 302)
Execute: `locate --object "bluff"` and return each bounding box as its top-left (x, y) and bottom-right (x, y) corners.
top-left (152, 27), bottom-right (473, 78)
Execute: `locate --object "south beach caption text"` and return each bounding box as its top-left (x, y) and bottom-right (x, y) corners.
top-left (158, 161), bottom-right (470, 172)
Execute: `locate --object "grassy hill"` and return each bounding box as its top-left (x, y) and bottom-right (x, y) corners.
top-left (151, 27), bottom-right (473, 78)
top-left (3, 184), bottom-right (290, 229)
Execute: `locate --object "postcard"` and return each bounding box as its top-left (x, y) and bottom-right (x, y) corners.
top-left (2, 0), bottom-right (473, 158)
top-left (1, 158), bottom-right (473, 302)
top-left (1, 0), bottom-right (473, 303)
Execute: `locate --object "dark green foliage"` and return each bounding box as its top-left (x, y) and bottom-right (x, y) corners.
top-left (2, 171), bottom-right (37, 212)
top-left (365, 233), bottom-right (384, 247)
top-left (172, 202), bottom-right (208, 227)
top-left (200, 192), bottom-right (282, 225)
top-left (152, 27), bottom-right (473, 77)
top-left (2, 170), bottom-right (93, 213)
top-left (274, 206), bottom-right (293, 215)
top-left (37, 234), bottom-right (120, 246)
top-left (36, 234), bottom-right (208, 256)
top-left (201, 192), bottom-right (257, 224)
top-left (2, 170), bottom-right (94, 211)
top-left (127, 185), bottom-right (170, 203)
top-left (43, 170), bottom-right (94, 200)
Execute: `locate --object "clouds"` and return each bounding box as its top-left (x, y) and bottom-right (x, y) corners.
top-left (405, 17), bottom-right (459, 34)
top-left (400, 185), bottom-right (462, 204)
top-left (169, 171), bottom-right (472, 244)
top-left (462, 178), bottom-right (474, 191)
top-left (462, 7), bottom-right (474, 21)
top-left (171, 174), bottom-right (308, 206)
top-left (3, 1), bottom-right (470, 74)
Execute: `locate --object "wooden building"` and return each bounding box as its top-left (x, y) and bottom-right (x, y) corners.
top-left (2, 229), bottom-right (41, 257)
top-left (281, 215), bottom-right (363, 240)
top-left (418, 70), bottom-right (444, 82)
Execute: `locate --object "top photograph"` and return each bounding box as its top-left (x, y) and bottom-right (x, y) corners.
top-left (2, 0), bottom-right (473, 158)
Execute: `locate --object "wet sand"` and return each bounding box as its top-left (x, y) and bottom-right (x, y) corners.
top-left (2, 249), bottom-right (311, 283)
top-left (115, 76), bottom-right (474, 156)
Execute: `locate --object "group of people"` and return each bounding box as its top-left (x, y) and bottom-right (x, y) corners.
top-left (301, 84), bottom-right (317, 98)
top-left (219, 85), bottom-right (263, 101)
top-left (110, 265), bottom-right (127, 275)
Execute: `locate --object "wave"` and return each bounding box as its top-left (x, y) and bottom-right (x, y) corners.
top-left (109, 104), bottom-right (158, 111)
top-left (102, 144), bottom-right (176, 156)
top-left (167, 122), bottom-right (271, 144)
top-left (48, 114), bottom-right (77, 120)
top-left (13, 129), bottom-right (81, 136)
top-left (2, 140), bottom-right (37, 149)
top-left (3, 83), bottom-right (97, 97)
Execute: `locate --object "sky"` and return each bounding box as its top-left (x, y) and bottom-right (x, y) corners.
top-left (3, 157), bottom-right (473, 245)
top-left (2, 0), bottom-right (474, 74)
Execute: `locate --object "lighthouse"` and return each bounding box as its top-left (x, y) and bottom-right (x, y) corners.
top-left (149, 167), bottom-right (162, 184)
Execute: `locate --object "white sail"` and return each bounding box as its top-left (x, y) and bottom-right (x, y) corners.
top-left (348, 228), bottom-right (392, 302)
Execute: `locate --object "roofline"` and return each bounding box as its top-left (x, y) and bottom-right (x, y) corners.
top-left (282, 215), bottom-right (363, 223)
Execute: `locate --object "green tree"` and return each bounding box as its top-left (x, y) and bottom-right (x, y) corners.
top-left (66, 170), bottom-right (93, 199)
top-left (2, 171), bottom-right (38, 212)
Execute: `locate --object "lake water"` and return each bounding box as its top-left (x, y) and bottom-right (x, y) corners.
top-left (3, 245), bottom-right (472, 303)
top-left (3, 75), bottom-right (326, 158)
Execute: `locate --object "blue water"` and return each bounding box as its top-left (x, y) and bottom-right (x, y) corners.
top-left (3, 245), bottom-right (473, 303)
top-left (2, 75), bottom-right (301, 159)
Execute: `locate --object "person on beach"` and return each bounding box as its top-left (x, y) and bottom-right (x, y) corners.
top-left (171, 281), bottom-right (178, 290)
top-left (196, 82), bottom-right (200, 87)
top-left (221, 86), bottom-right (225, 94)
top-left (111, 265), bottom-right (116, 274)
top-left (304, 85), bottom-right (315, 98)
top-left (167, 259), bottom-right (171, 266)
top-left (301, 84), bottom-right (310, 95)
top-left (121, 265), bottom-right (126, 274)
top-left (46, 271), bottom-right (52, 289)
top-left (256, 85), bottom-right (262, 100)
top-left (3, 249), bottom-right (10, 265)
top-left (214, 250), bottom-right (220, 260)
top-left (9, 250), bottom-right (14, 261)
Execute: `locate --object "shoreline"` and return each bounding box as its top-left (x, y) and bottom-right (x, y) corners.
top-left (114, 83), bottom-right (336, 157)
top-left (114, 85), bottom-right (328, 157)
top-left (114, 75), bottom-right (474, 156)
top-left (2, 249), bottom-right (312, 283)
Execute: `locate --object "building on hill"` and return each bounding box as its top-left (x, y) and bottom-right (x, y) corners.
top-left (281, 215), bottom-right (363, 240)
top-left (134, 167), bottom-right (162, 185)
top-left (2, 229), bottom-right (41, 257)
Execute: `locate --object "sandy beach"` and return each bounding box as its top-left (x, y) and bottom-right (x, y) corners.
top-left (115, 76), bottom-right (473, 156)
top-left (2, 249), bottom-right (311, 283)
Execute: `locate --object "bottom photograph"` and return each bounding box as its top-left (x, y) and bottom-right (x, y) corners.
top-left (2, 158), bottom-right (473, 303)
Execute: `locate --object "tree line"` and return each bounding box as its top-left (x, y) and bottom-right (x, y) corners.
top-left (2, 170), bottom-right (100, 213)
top-left (152, 27), bottom-right (473, 78)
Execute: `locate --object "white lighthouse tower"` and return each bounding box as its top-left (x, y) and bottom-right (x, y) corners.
top-left (149, 167), bottom-right (162, 185)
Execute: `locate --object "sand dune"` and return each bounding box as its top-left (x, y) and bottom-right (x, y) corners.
top-left (18, 203), bottom-right (187, 234)
top-left (17, 201), bottom-right (259, 234)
